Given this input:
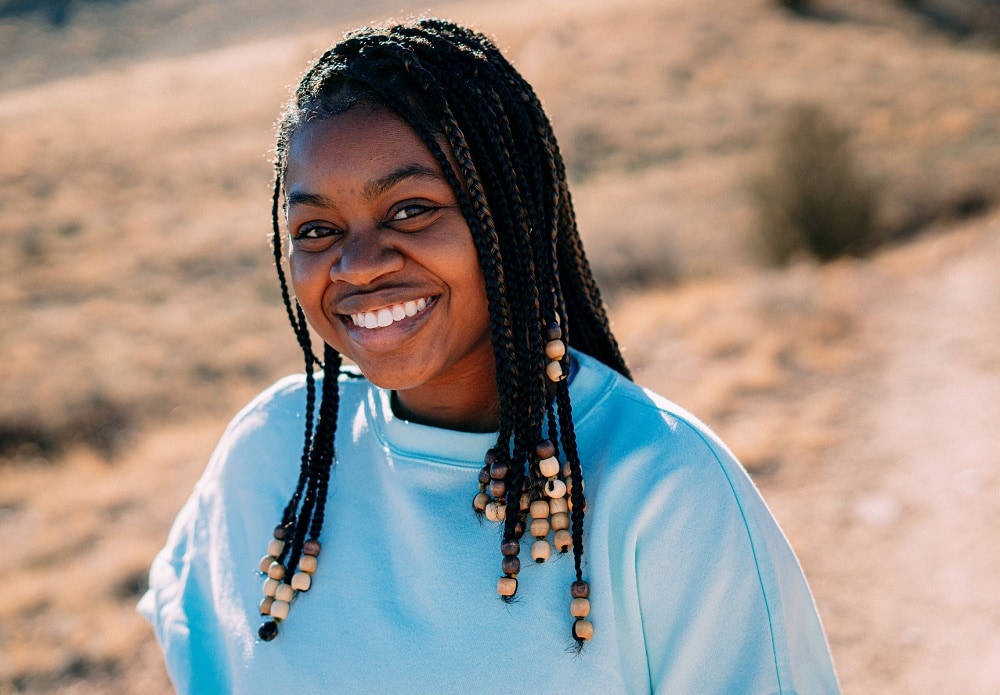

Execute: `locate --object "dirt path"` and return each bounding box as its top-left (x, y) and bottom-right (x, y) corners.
top-left (769, 216), bottom-right (1000, 694)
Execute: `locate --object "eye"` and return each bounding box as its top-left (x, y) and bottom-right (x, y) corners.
top-left (293, 222), bottom-right (341, 240)
top-left (390, 203), bottom-right (434, 222)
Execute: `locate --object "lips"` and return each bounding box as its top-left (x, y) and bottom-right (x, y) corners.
top-left (348, 296), bottom-right (434, 329)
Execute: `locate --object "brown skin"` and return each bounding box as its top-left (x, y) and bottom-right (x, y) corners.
top-left (284, 106), bottom-right (500, 432)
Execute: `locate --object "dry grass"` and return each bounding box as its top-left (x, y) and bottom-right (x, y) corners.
top-left (2, 0), bottom-right (999, 692)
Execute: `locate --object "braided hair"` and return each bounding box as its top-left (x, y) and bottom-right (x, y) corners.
top-left (257, 18), bottom-right (630, 646)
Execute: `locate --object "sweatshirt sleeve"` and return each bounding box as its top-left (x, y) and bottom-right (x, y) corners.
top-left (633, 416), bottom-right (840, 694)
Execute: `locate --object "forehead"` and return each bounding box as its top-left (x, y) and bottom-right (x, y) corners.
top-left (285, 107), bottom-right (441, 182)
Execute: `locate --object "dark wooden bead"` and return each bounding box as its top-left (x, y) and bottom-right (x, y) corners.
top-left (489, 460), bottom-right (509, 480)
top-left (514, 519), bottom-right (525, 537)
top-left (484, 448), bottom-right (497, 466)
top-left (571, 580), bottom-right (590, 598)
top-left (258, 620), bottom-right (279, 641)
top-left (489, 479), bottom-right (507, 498)
top-left (535, 439), bottom-right (556, 460)
top-left (273, 525), bottom-right (287, 541)
top-left (303, 539), bottom-right (322, 557)
top-left (501, 539), bottom-right (520, 556)
top-left (501, 555), bottom-right (521, 575)
top-left (478, 466), bottom-right (491, 485)
top-left (545, 322), bottom-right (562, 341)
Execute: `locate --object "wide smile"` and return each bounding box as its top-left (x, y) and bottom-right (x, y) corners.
top-left (348, 296), bottom-right (435, 329)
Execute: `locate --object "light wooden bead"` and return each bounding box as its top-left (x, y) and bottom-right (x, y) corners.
top-left (259, 555), bottom-right (276, 573)
top-left (545, 360), bottom-right (564, 382)
top-left (563, 462), bottom-right (572, 478)
top-left (545, 478), bottom-right (567, 499)
top-left (259, 597), bottom-right (274, 615)
top-left (275, 583), bottom-right (295, 603)
top-left (267, 561), bottom-right (286, 580)
top-left (549, 498), bottom-right (568, 515)
top-left (545, 339), bottom-right (566, 360)
top-left (573, 619), bottom-right (594, 641)
top-left (529, 500), bottom-right (550, 520)
top-left (270, 599), bottom-right (290, 621)
top-left (473, 492), bottom-right (489, 512)
top-left (550, 511), bottom-right (570, 531)
top-left (529, 517), bottom-right (550, 538)
top-left (298, 554), bottom-right (318, 574)
top-left (531, 539), bottom-right (551, 563)
top-left (262, 578), bottom-right (280, 598)
top-left (267, 539), bottom-right (284, 557)
top-left (554, 529), bottom-right (573, 552)
top-left (567, 496), bottom-right (587, 512)
top-left (497, 576), bottom-right (518, 597)
top-left (485, 501), bottom-right (506, 522)
top-left (538, 456), bottom-right (560, 477)
top-left (291, 571), bottom-right (312, 592)
top-left (571, 597), bottom-right (591, 618)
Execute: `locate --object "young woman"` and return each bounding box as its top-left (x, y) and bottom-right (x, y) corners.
top-left (140, 19), bottom-right (839, 694)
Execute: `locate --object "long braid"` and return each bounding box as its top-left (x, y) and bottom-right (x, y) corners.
top-left (258, 18), bottom-right (630, 646)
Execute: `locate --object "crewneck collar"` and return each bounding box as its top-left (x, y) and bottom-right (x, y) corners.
top-left (364, 349), bottom-right (616, 468)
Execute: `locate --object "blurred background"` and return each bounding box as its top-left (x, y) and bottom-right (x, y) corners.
top-left (1, 0), bottom-right (999, 692)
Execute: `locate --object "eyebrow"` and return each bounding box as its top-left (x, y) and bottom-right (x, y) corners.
top-left (286, 163), bottom-right (445, 210)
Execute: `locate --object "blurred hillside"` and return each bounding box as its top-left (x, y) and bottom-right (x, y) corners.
top-left (1, 0), bottom-right (998, 693)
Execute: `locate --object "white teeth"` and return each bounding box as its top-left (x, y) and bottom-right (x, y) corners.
top-left (351, 297), bottom-right (433, 330)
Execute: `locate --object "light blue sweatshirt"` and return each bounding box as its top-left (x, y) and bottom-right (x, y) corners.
top-left (139, 351), bottom-right (839, 694)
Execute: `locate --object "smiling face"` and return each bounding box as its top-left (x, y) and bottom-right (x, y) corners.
top-left (284, 106), bottom-right (498, 431)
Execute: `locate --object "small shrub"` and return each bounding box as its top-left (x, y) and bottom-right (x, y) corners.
top-left (752, 103), bottom-right (881, 264)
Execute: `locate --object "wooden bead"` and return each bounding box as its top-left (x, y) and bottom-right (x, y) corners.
top-left (291, 571), bottom-right (312, 592)
top-left (514, 519), bottom-right (526, 537)
top-left (473, 492), bottom-right (489, 512)
top-left (298, 554), bottom-right (318, 574)
top-left (489, 460), bottom-right (509, 480)
top-left (501, 555), bottom-right (521, 575)
top-left (545, 339), bottom-right (566, 361)
top-left (484, 448), bottom-right (497, 466)
top-left (571, 597), bottom-right (591, 618)
top-left (275, 582), bottom-right (295, 603)
top-left (538, 456), bottom-right (560, 478)
top-left (497, 576), bottom-right (518, 597)
top-left (554, 529), bottom-right (573, 552)
top-left (563, 461), bottom-right (572, 478)
top-left (545, 322), bottom-right (562, 341)
top-left (550, 511), bottom-right (570, 531)
top-left (485, 501), bottom-right (506, 522)
top-left (259, 555), bottom-right (276, 573)
top-left (267, 539), bottom-right (284, 557)
top-left (488, 478), bottom-right (507, 499)
top-left (535, 439), bottom-right (556, 459)
top-left (546, 360), bottom-right (564, 382)
top-left (478, 466), bottom-right (491, 485)
top-left (571, 580), bottom-right (590, 598)
top-left (303, 539), bottom-right (322, 557)
top-left (272, 525), bottom-right (288, 541)
top-left (573, 619), bottom-right (594, 641)
top-left (519, 493), bottom-right (532, 512)
top-left (545, 478), bottom-right (567, 499)
top-left (548, 497), bottom-right (568, 515)
top-left (529, 500), bottom-right (550, 520)
top-left (258, 620), bottom-right (279, 641)
top-left (259, 596), bottom-right (274, 615)
top-left (270, 599), bottom-right (290, 621)
top-left (267, 562), bottom-right (286, 580)
top-left (262, 578), bottom-right (280, 598)
top-left (501, 539), bottom-right (520, 556)
top-left (531, 539), bottom-right (551, 563)
top-left (529, 517), bottom-right (550, 538)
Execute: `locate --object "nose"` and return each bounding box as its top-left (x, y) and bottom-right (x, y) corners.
top-left (330, 228), bottom-right (404, 286)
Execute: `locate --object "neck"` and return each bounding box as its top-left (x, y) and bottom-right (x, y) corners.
top-left (390, 372), bottom-right (500, 433)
